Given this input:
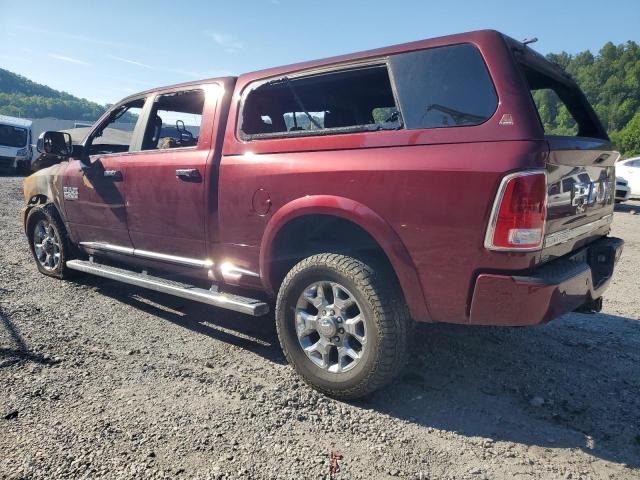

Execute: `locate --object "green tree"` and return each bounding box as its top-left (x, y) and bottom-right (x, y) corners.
top-left (611, 112), bottom-right (640, 157)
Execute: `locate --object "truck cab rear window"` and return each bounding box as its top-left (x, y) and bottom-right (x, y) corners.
top-left (240, 65), bottom-right (399, 139)
top-left (389, 44), bottom-right (498, 129)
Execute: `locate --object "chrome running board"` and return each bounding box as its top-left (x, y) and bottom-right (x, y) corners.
top-left (66, 259), bottom-right (269, 316)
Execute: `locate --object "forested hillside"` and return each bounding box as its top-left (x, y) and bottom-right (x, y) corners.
top-left (0, 68), bottom-right (105, 120)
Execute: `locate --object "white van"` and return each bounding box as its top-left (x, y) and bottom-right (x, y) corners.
top-left (0, 115), bottom-right (32, 173)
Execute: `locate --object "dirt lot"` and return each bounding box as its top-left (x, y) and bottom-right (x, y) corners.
top-left (1, 174), bottom-right (639, 480)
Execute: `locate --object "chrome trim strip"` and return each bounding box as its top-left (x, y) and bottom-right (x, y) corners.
top-left (79, 242), bottom-right (134, 256)
top-left (66, 260), bottom-right (269, 316)
top-left (484, 170), bottom-right (548, 252)
top-left (134, 249), bottom-right (213, 268)
top-left (79, 242), bottom-right (213, 269)
top-left (543, 214), bottom-right (613, 248)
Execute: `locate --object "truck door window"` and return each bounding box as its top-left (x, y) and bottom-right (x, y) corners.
top-left (86, 99), bottom-right (144, 156)
top-left (141, 89), bottom-right (204, 151)
top-left (389, 44), bottom-right (498, 129)
top-left (240, 64), bottom-right (399, 139)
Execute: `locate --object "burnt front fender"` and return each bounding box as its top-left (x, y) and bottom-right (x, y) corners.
top-left (21, 163), bottom-right (68, 233)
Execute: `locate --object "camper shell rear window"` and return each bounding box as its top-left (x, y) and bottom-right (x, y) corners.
top-left (511, 45), bottom-right (608, 140)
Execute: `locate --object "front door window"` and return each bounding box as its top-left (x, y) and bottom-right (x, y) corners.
top-left (86, 99), bottom-right (145, 156)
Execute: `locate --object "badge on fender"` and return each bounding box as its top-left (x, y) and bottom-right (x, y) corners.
top-left (63, 186), bottom-right (78, 200)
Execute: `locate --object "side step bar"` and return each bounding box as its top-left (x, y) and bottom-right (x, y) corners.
top-left (66, 259), bottom-right (269, 316)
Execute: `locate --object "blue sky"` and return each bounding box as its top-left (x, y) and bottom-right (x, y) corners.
top-left (1, 0), bottom-right (638, 105)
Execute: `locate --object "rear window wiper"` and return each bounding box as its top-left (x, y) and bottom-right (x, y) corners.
top-left (425, 104), bottom-right (486, 125)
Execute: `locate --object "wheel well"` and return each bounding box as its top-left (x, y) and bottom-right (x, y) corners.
top-left (26, 201), bottom-right (64, 236)
top-left (28, 194), bottom-right (48, 205)
top-left (23, 195), bottom-right (48, 232)
top-left (269, 214), bottom-right (397, 292)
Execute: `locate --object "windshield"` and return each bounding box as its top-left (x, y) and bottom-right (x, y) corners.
top-left (0, 124), bottom-right (28, 148)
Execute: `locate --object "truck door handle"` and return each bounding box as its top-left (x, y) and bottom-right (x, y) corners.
top-left (175, 168), bottom-right (201, 181)
top-left (103, 170), bottom-right (123, 181)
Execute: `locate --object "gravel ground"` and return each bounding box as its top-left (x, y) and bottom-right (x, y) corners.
top-left (1, 173), bottom-right (639, 480)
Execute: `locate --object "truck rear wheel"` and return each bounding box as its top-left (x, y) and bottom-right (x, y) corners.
top-left (26, 204), bottom-right (75, 279)
top-left (275, 253), bottom-right (410, 399)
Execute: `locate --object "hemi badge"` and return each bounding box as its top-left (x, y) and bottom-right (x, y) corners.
top-left (63, 186), bottom-right (78, 200)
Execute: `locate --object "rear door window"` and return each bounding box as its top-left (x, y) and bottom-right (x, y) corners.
top-left (240, 64), bottom-right (400, 139)
top-left (389, 44), bottom-right (498, 129)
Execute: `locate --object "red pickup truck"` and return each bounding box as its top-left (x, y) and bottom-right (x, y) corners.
top-left (22, 30), bottom-right (623, 398)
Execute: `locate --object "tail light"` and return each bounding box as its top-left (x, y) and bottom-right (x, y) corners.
top-left (484, 170), bottom-right (547, 251)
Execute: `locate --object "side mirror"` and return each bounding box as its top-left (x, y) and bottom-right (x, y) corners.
top-left (37, 131), bottom-right (73, 157)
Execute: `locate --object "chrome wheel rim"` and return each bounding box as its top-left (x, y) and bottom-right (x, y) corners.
top-left (33, 219), bottom-right (61, 271)
top-left (295, 281), bottom-right (367, 373)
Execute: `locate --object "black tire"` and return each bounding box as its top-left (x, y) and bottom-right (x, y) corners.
top-left (26, 204), bottom-right (75, 279)
top-left (275, 253), bottom-right (410, 399)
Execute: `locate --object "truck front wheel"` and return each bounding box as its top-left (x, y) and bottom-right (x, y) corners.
top-left (275, 253), bottom-right (410, 399)
top-left (26, 204), bottom-right (75, 279)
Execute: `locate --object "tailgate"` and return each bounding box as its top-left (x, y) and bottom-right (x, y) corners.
top-left (545, 136), bottom-right (616, 249)
top-left (506, 37), bottom-right (617, 252)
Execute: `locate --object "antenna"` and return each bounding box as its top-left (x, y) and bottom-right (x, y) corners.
top-left (522, 37), bottom-right (538, 45)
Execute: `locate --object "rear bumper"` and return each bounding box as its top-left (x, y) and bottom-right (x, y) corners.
top-left (469, 236), bottom-right (624, 326)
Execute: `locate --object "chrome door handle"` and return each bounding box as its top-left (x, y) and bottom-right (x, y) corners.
top-left (103, 169), bottom-right (123, 181)
top-left (175, 168), bottom-right (201, 181)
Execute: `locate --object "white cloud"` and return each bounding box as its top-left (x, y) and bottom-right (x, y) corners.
top-left (100, 74), bottom-right (156, 88)
top-left (49, 54), bottom-right (91, 66)
top-left (108, 55), bottom-right (153, 69)
top-left (167, 67), bottom-right (235, 80)
top-left (204, 31), bottom-right (244, 53)
top-left (167, 68), bottom-right (202, 79)
top-left (13, 25), bottom-right (151, 52)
